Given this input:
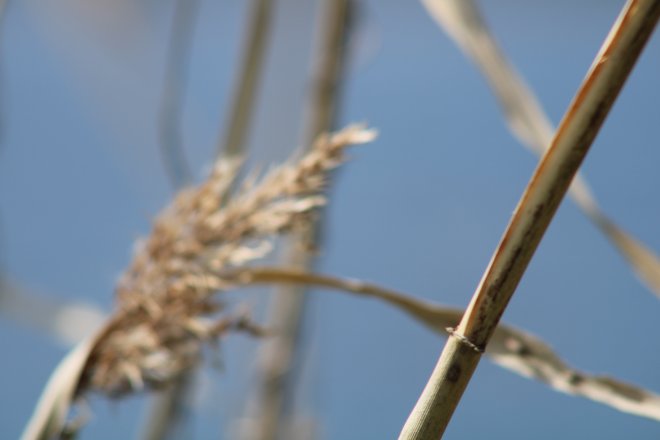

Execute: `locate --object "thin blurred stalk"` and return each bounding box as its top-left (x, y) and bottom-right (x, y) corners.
top-left (158, 0), bottom-right (199, 189)
top-left (242, 1), bottom-right (353, 439)
top-left (399, 1), bottom-right (660, 438)
top-left (143, 1), bottom-right (201, 438)
top-left (217, 0), bottom-right (274, 159)
top-left (140, 373), bottom-right (195, 440)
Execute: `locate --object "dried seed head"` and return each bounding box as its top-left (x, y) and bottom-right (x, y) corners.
top-left (81, 125), bottom-right (376, 396)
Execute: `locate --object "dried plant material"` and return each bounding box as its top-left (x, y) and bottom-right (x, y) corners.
top-left (21, 332), bottom-right (105, 440)
top-left (21, 125), bottom-right (375, 440)
top-left (244, 1), bottom-right (354, 439)
top-left (82, 125), bottom-right (376, 397)
top-left (402, 1), bottom-right (660, 438)
top-left (24, 258), bottom-right (660, 440)
top-left (487, 326), bottom-right (660, 422)
top-left (422, 0), bottom-right (660, 298)
top-left (233, 267), bottom-right (660, 422)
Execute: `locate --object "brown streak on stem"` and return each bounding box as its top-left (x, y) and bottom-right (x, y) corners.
top-left (399, 1), bottom-right (660, 438)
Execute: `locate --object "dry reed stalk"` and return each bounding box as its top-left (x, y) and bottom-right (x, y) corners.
top-left (218, 0), bottom-right (274, 159)
top-left (242, 1), bottom-right (353, 439)
top-left (423, 0), bottom-right (660, 299)
top-left (399, 1), bottom-right (660, 438)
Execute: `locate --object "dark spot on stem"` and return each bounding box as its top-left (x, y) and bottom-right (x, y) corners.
top-left (447, 363), bottom-right (462, 383)
top-left (568, 372), bottom-right (585, 386)
top-left (517, 344), bottom-right (532, 357)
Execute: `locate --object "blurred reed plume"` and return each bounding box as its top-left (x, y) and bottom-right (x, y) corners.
top-left (81, 125), bottom-right (376, 397)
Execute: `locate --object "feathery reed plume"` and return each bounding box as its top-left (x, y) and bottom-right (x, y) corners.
top-left (80, 125), bottom-right (376, 397)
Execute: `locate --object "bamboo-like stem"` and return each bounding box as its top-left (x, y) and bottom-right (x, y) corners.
top-left (217, 0), bottom-right (274, 159)
top-left (399, 1), bottom-right (660, 439)
top-left (243, 2), bottom-right (352, 439)
top-left (423, 0), bottom-right (660, 298)
top-left (157, 0), bottom-right (199, 190)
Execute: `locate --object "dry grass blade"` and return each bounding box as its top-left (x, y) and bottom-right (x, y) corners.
top-left (401, 1), bottom-right (660, 438)
top-left (19, 257), bottom-right (660, 440)
top-left (231, 267), bottom-right (660, 422)
top-left (21, 330), bottom-right (106, 440)
top-left (487, 325), bottom-right (660, 422)
top-left (422, 0), bottom-right (660, 298)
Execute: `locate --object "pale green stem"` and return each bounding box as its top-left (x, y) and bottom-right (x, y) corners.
top-left (399, 1), bottom-right (660, 438)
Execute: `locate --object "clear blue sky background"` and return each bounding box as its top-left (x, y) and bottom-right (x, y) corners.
top-left (1, 1), bottom-right (659, 439)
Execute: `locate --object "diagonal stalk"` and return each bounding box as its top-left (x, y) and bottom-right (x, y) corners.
top-left (399, 1), bottom-right (660, 438)
top-left (422, 0), bottom-right (660, 298)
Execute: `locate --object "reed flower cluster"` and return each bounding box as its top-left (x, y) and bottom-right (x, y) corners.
top-left (79, 125), bottom-right (376, 396)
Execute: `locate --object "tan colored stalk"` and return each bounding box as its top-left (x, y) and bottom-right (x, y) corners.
top-left (218, 0), bottom-right (274, 158)
top-left (423, 0), bottom-right (660, 298)
top-left (399, 1), bottom-right (660, 438)
top-left (243, 1), bottom-right (352, 439)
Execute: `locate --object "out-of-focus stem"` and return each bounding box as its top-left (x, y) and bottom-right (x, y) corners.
top-left (217, 0), bottom-right (274, 159)
top-left (158, 0), bottom-right (199, 189)
top-left (145, 1), bottom-right (202, 437)
top-left (140, 373), bottom-right (195, 440)
top-left (242, 1), bottom-right (353, 439)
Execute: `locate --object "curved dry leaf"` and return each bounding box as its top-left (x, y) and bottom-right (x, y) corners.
top-left (422, 0), bottom-right (660, 298)
top-left (21, 331), bottom-right (103, 440)
top-left (488, 326), bottom-right (660, 421)
top-left (237, 267), bottom-right (660, 422)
